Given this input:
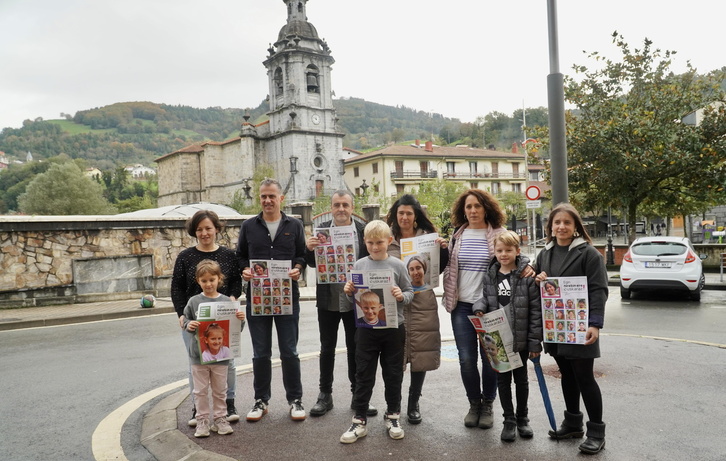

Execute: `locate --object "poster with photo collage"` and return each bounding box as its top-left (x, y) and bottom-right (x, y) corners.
top-left (313, 225), bottom-right (356, 284)
top-left (249, 259), bottom-right (293, 316)
top-left (541, 276), bottom-right (589, 345)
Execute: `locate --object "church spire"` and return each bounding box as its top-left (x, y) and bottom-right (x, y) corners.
top-left (284, 0), bottom-right (307, 22)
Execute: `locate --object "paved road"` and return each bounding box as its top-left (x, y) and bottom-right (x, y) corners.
top-left (1, 291), bottom-right (725, 460)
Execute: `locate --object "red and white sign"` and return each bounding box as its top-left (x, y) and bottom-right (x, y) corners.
top-left (525, 185), bottom-right (541, 201)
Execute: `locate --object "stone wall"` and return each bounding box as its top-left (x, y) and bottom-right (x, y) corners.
top-left (0, 216), bottom-right (245, 307)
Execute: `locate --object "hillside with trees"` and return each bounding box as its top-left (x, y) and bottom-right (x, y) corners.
top-left (0, 99), bottom-right (547, 215)
top-left (0, 99), bottom-right (541, 168)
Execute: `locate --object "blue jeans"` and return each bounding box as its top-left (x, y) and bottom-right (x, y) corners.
top-left (451, 301), bottom-right (497, 402)
top-left (181, 328), bottom-right (236, 403)
top-left (246, 302), bottom-right (302, 403)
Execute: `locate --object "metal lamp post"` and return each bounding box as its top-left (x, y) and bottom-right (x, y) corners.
top-left (607, 207), bottom-right (615, 265)
top-left (360, 179), bottom-right (369, 200)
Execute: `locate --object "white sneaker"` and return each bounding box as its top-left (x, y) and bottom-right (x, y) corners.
top-left (340, 418), bottom-right (368, 443)
top-left (246, 400), bottom-right (268, 422)
top-left (290, 399), bottom-right (306, 421)
top-left (194, 418), bottom-right (211, 438)
top-left (385, 413), bottom-right (405, 440)
top-left (212, 417), bottom-right (234, 435)
top-left (187, 407), bottom-right (197, 427)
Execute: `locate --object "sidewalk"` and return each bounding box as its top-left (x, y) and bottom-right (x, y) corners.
top-left (2, 270), bottom-right (724, 331)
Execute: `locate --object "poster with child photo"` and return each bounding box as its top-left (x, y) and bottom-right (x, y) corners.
top-left (400, 232), bottom-right (440, 292)
top-left (350, 269), bottom-right (398, 329)
top-left (468, 309), bottom-right (523, 372)
top-left (195, 301), bottom-right (243, 364)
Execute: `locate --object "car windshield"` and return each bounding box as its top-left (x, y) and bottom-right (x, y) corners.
top-left (631, 242), bottom-right (687, 256)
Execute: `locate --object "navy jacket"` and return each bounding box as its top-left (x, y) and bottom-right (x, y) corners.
top-left (236, 212), bottom-right (306, 300)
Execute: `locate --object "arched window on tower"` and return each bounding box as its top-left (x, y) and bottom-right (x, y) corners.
top-left (298, 2), bottom-right (303, 13)
top-left (306, 65), bottom-right (319, 93)
top-left (274, 67), bottom-right (284, 95)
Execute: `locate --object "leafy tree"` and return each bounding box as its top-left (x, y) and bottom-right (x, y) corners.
top-left (0, 154), bottom-right (84, 212)
top-left (409, 178), bottom-right (468, 237)
top-left (18, 162), bottom-right (116, 215)
top-left (228, 164), bottom-right (276, 214)
top-left (533, 32), bottom-right (726, 242)
top-left (391, 128), bottom-right (406, 144)
top-left (497, 191), bottom-right (527, 224)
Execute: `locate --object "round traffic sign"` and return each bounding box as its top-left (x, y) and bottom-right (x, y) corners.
top-left (525, 185), bottom-right (541, 201)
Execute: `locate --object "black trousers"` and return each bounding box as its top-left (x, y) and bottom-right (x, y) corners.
top-left (317, 309), bottom-right (356, 394)
top-left (351, 326), bottom-right (405, 418)
top-left (554, 355), bottom-right (603, 423)
top-left (496, 350), bottom-right (530, 420)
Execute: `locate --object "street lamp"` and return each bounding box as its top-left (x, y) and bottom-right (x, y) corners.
top-left (606, 207), bottom-right (614, 265)
top-left (360, 179), bottom-right (369, 198)
top-left (242, 178), bottom-right (252, 199)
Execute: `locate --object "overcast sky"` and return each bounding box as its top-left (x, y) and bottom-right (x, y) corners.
top-left (1, 0), bottom-right (723, 131)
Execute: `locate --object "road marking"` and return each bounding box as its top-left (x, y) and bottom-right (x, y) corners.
top-left (92, 351), bottom-right (318, 461)
top-left (92, 379), bottom-right (187, 461)
top-left (603, 332), bottom-right (726, 349)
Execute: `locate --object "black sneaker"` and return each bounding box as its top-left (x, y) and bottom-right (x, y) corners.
top-left (188, 407), bottom-right (197, 427)
top-left (226, 399), bottom-right (240, 422)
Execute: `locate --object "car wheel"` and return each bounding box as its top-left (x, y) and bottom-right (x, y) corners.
top-left (689, 274), bottom-right (704, 302)
top-left (620, 286), bottom-right (631, 299)
top-left (689, 288), bottom-right (701, 302)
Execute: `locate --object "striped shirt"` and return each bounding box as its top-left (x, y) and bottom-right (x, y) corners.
top-left (457, 228), bottom-right (490, 303)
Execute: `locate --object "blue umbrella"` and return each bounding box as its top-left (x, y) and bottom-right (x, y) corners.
top-left (531, 355), bottom-right (557, 431)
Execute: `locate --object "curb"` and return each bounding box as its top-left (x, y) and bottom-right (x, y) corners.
top-left (0, 306), bottom-right (175, 332)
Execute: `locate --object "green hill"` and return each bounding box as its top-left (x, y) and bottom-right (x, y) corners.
top-left (0, 100), bottom-right (462, 170)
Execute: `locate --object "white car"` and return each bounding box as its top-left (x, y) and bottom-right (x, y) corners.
top-left (620, 236), bottom-right (706, 301)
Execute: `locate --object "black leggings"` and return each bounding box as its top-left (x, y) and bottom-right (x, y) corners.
top-left (554, 356), bottom-right (603, 423)
top-left (409, 370), bottom-right (426, 396)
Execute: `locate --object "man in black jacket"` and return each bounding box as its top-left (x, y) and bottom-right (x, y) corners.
top-left (237, 179), bottom-right (308, 422)
top-left (304, 190), bottom-right (376, 417)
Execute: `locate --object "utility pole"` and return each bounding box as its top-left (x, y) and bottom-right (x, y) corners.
top-left (546, 0), bottom-right (568, 205)
top-left (522, 102), bottom-right (536, 254)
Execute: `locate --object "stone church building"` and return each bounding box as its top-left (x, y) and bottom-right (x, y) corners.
top-left (156, 0), bottom-right (346, 206)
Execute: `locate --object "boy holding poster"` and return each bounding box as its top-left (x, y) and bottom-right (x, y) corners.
top-left (341, 220), bottom-right (413, 443)
top-left (473, 231), bottom-right (542, 442)
top-left (183, 260), bottom-right (246, 438)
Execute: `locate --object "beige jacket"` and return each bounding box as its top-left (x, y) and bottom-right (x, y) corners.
top-left (389, 232), bottom-right (441, 372)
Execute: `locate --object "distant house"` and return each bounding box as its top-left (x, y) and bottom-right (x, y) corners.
top-left (125, 164), bottom-right (156, 179)
top-left (344, 140), bottom-right (530, 197)
top-left (84, 167), bottom-right (102, 179)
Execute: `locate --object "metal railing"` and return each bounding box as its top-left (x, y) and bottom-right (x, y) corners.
top-left (442, 172), bottom-right (527, 179)
top-left (389, 170), bottom-right (439, 179)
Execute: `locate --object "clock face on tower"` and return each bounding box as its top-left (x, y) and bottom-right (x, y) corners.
top-left (311, 114), bottom-right (321, 125)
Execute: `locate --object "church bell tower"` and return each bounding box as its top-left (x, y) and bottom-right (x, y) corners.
top-left (263, 0), bottom-right (346, 202)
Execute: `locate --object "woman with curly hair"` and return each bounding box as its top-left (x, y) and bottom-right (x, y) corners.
top-left (442, 189), bottom-right (533, 430)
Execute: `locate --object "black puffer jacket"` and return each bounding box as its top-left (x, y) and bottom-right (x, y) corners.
top-left (472, 255), bottom-right (542, 353)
